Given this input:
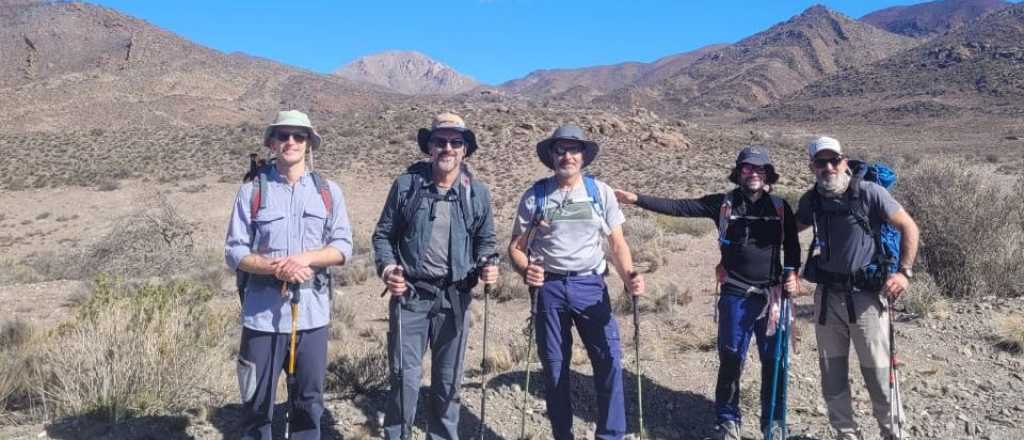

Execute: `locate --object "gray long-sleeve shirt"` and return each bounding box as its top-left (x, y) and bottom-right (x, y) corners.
top-left (225, 167), bottom-right (353, 333)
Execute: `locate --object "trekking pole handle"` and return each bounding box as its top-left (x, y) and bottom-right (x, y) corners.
top-left (379, 266), bottom-right (407, 305)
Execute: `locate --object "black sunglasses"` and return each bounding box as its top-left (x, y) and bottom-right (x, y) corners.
top-left (553, 143), bottom-right (584, 156)
top-left (430, 138), bottom-right (467, 149)
top-left (273, 130), bottom-right (309, 143)
top-left (813, 156), bottom-right (845, 168)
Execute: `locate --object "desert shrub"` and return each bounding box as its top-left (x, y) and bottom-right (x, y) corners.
top-left (994, 315), bottom-right (1024, 354)
top-left (900, 272), bottom-right (947, 319)
top-left (492, 259), bottom-right (527, 303)
top-left (899, 160), bottom-right (1024, 298)
top-left (330, 294), bottom-right (358, 340)
top-left (81, 194), bottom-right (202, 280)
top-left (0, 319), bottom-right (36, 411)
top-left (663, 317), bottom-right (717, 352)
top-left (655, 214), bottom-right (716, 238)
top-left (32, 276), bottom-right (234, 422)
top-left (326, 338), bottom-right (389, 396)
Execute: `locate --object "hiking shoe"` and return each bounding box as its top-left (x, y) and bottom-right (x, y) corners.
top-left (835, 430), bottom-right (863, 440)
top-left (714, 420), bottom-right (741, 440)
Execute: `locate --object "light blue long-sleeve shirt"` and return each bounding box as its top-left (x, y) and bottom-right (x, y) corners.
top-left (224, 167), bottom-right (353, 333)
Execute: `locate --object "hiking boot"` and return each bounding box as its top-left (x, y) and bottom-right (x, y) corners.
top-left (835, 429), bottom-right (863, 440)
top-left (714, 420), bottom-right (741, 440)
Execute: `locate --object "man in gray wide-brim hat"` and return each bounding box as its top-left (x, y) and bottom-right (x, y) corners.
top-left (508, 123), bottom-right (645, 440)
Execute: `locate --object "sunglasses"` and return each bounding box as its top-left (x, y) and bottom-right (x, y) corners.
top-left (553, 144), bottom-right (584, 156)
top-left (740, 164), bottom-right (767, 175)
top-left (430, 138), bottom-right (467, 149)
top-left (813, 156), bottom-right (845, 168)
top-left (272, 131), bottom-right (309, 143)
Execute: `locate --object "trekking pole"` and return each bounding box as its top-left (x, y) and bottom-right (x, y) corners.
top-left (627, 272), bottom-right (645, 440)
top-left (478, 254), bottom-right (500, 440)
top-left (519, 254), bottom-right (542, 440)
top-left (889, 297), bottom-right (905, 440)
top-left (764, 272), bottom-right (793, 440)
top-left (390, 267), bottom-right (409, 440)
top-left (283, 281), bottom-right (300, 439)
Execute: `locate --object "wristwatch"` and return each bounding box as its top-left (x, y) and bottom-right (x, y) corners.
top-left (898, 265), bottom-right (914, 279)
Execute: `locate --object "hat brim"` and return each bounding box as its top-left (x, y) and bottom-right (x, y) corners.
top-left (417, 128), bottom-right (478, 157)
top-left (263, 124), bottom-right (322, 149)
top-left (536, 137), bottom-right (599, 170)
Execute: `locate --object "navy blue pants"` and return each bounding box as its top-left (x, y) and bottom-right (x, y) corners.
top-left (714, 285), bottom-right (784, 430)
top-left (238, 325), bottom-right (328, 440)
top-left (536, 273), bottom-right (625, 440)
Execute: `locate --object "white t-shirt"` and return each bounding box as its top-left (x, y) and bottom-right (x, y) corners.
top-left (512, 177), bottom-right (626, 274)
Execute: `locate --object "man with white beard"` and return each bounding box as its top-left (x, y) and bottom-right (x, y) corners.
top-left (372, 112), bottom-right (498, 440)
top-left (616, 146), bottom-right (801, 440)
top-left (795, 136), bottom-right (919, 440)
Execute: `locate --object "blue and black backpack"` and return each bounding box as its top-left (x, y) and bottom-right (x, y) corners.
top-left (808, 160), bottom-right (901, 280)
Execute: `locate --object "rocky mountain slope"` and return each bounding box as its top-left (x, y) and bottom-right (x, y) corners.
top-left (860, 0), bottom-right (1012, 38)
top-left (334, 50), bottom-right (479, 95)
top-left (0, 1), bottom-right (387, 132)
top-left (498, 44), bottom-right (727, 97)
top-left (599, 5), bottom-right (921, 116)
top-left (757, 3), bottom-right (1024, 122)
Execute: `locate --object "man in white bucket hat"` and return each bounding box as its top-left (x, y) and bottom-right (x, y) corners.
top-left (225, 110), bottom-right (352, 440)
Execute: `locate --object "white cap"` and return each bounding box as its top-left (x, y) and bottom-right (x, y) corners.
top-left (807, 136), bottom-right (842, 159)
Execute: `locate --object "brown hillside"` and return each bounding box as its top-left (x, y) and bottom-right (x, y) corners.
top-left (599, 5), bottom-right (920, 116)
top-left (756, 4), bottom-right (1024, 123)
top-left (0, 1), bottom-right (388, 132)
top-left (860, 0), bottom-right (1012, 38)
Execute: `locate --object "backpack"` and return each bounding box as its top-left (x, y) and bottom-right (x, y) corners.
top-left (530, 174), bottom-right (609, 233)
top-left (715, 190), bottom-right (787, 284)
top-left (394, 161), bottom-right (478, 240)
top-left (235, 161), bottom-right (334, 304)
top-left (806, 160), bottom-right (900, 279)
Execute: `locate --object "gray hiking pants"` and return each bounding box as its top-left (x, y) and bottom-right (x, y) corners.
top-left (237, 325), bottom-right (328, 440)
top-left (384, 290), bottom-right (471, 440)
top-left (814, 285), bottom-right (896, 438)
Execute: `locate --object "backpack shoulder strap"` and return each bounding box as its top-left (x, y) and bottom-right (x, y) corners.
top-left (310, 171), bottom-right (334, 242)
top-left (717, 191), bottom-right (734, 246)
top-left (582, 174), bottom-right (611, 234)
top-left (531, 177), bottom-right (550, 225)
top-left (459, 168), bottom-right (475, 233)
top-left (582, 174), bottom-right (604, 215)
top-left (768, 194), bottom-right (785, 236)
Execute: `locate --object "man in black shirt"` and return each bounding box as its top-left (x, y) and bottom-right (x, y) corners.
top-left (615, 146), bottom-right (801, 440)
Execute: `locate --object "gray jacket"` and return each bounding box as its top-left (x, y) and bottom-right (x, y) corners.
top-left (372, 162), bottom-right (496, 285)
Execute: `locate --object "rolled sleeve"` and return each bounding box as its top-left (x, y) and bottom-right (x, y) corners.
top-left (224, 184), bottom-right (254, 271)
top-left (326, 181), bottom-right (354, 260)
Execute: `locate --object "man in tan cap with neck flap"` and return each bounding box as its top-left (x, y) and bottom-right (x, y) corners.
top-left (225, 110), bottom-right (353, 439)
top-left (372, 112), bottom-right (498, 440)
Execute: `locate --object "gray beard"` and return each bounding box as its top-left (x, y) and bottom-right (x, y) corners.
top-left (816, 170), bottom-right (852, 198)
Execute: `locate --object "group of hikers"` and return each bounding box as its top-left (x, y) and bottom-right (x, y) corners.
top-left (224, 109), bottom-right (920, 440)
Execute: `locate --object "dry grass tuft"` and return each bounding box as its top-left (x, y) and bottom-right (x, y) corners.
top-left (993, 315), bottom-right (1024, 354)
top-left (482, 344), bottom-right (515, 374)
top-left (33, 276), bottom-right (234, 422)
top-left (900, 161), bottom-right (1024, 298)
top-left (326, 337), bottom-right (390, 396)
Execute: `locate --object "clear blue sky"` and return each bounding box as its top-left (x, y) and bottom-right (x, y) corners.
top-left (91, 1), bottom-right (940, 85)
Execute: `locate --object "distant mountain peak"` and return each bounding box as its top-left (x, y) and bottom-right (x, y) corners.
top-left (334, 50), bottom-right (478, 96)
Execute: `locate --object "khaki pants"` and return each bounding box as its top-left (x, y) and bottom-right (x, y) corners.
top-left (814, 285), bottom-right (896, 438)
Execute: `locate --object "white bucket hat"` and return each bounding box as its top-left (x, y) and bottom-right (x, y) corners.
top-left (263, 110), bottom-right (323, 149)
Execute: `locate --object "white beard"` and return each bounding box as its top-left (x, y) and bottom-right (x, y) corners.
top-left (816, 170), bottom-right (852, 198)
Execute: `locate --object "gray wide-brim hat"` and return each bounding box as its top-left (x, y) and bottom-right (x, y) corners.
top-left (535, 124), bottom-right (599, 170)
top-left (263, 110), bottom-right (322, 149)
top-left (416, 112), bottom-right (478, 157)
top-left (729, 145), bottom-right (779, 185)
